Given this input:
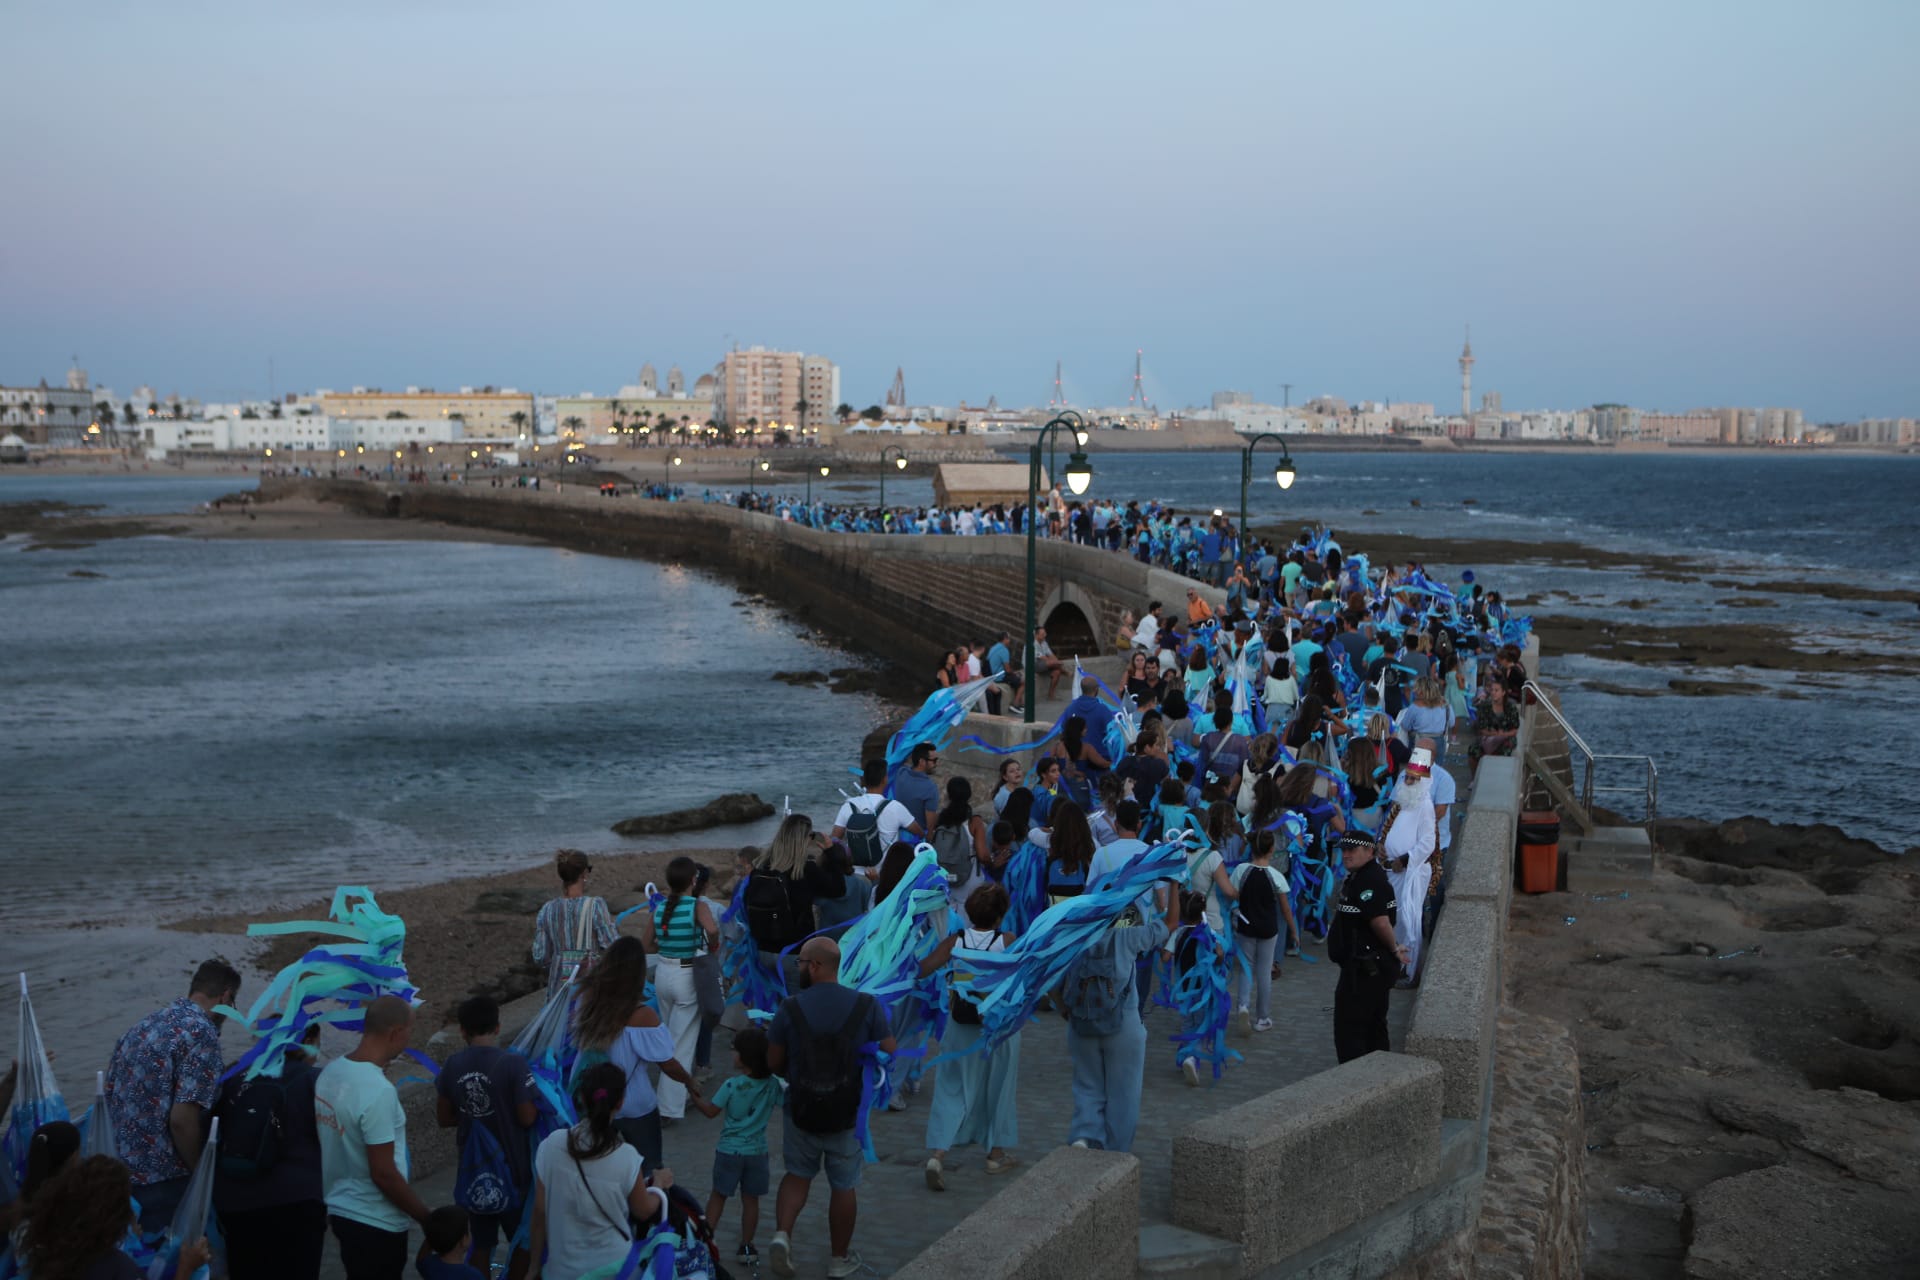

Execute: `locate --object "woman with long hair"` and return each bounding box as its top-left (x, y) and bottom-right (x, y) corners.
top-left (1396, 676), bottom-right (1453, 745)
top-left (1183, 645), bottom-right (1213, 708)
top-left (1000, 786), bottom-right (1037, 842)
top-left (571, 936), bottom-right (699, 1172)
top-left (1043, 801), bottom-right (1096, 903)
top-left (1471, 678), bottom-right (1522, 770)
top-left (1236, 732), bottom-right (1283, 819)
top-left (1123, 650), bottom-right (1153, 703)
top-left (919, 883), bottom-right (1024, 1189)
top-left (1205, 800), bottom-right (1246, 866)
top-left (1305, 650), bottom-right (1345, 710)
top-left (530, 1062), bottom-right (672, 1278)
top-left (991, 759), bottom-right (1025, 816)
top-left (19, 1155), bottom-right (209, 1280)
top-left (636, 856), bottom-right (719, 1123)
top-left (934, 650), bottom-right (959, 689)
top-left (873, 840), bottom-right (919, 905)
top-left (931, 776), bottom-right (989, 900)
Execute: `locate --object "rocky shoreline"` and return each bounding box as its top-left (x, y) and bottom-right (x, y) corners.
top-left (1508, 816), bottom-right (1919, 1276)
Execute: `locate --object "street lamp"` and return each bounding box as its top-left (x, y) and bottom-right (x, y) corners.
top-left (806, 463), bottom-right (830, 505)
top-left (878, 444), bottom-right (908, 511)
top-left (1237, 431), bottom-right (1298, 553)
top-left (667, 453), bottom-right (682, 486)
top-left (751, 457), bottom-right (771, 502)
top-left (1023, 411), bottom-right (1094, 723)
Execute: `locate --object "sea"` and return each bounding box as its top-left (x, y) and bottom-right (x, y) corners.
top-left (1, 456), bottom-right (1913, 1071)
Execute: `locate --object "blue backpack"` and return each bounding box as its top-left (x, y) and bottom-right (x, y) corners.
top-left (454, 1120), bottom-right (520, 1217)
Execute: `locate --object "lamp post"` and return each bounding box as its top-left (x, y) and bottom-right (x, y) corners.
top-left (752, 456), bottom-right (771, 503)
top-left (806, 463), bottom-right (830, 506)
top-left (1237, 431), bottom-right (1298, 554)
top-left (667, 453), bottom-right (681, 488)
top-left (1023, 411), bottom-right (1094, 723)
top-left (878, 444), bottom-right (908, 511)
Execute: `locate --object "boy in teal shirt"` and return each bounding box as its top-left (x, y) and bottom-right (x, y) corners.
top-left (694, 1027), bottom-right (783, 1263)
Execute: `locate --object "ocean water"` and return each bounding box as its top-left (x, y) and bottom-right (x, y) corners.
top-left (0, 494), bottom-right (889, 929)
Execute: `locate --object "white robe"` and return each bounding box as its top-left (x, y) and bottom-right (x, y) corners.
top-left (1381, 782), bottom-right (1438, 978)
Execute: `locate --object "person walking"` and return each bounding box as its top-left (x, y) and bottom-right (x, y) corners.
top-left (530, 850), bottom-right (618, 998)
top-left (1228, 830), bottom-right (1297, 1036)
top-left (1057, 887), bottom-right (1176, 1152)
top-left (637, 857), bottom-right (720, 1123)
top-left (920, 884), bottom-right (1022, 1190)
top-left (765, 938), bottom-right (895, 1280)
top-left (213, 1024), bottom-right (327, 1279)
top-left (1329, 833), bottom-right (1409, 1063)
top-left (314, 996), bottom-right (431, 1279)
top-left (433, 996), bottom-right (538, 1279)
top-left (570, 937), bottom-right (701, 1175)
top-left (18, 1155), bottom-right (210, 1280)
top-left (528, 1063), bottom-right (672, 1279)
top-left (1380, 747), bottom-right (1439, 983)
top-left (105, 958), bottom-right (240, 1233)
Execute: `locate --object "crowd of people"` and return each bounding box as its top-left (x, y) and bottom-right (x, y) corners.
top-left (0, 511), bottom-right (1527, 1280)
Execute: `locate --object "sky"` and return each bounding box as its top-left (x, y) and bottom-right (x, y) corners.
top-left (3, 0), bottom-right (1917, 420)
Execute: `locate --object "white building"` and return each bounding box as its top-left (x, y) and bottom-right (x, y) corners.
top-left (143, 414), bottom-right (466, 458)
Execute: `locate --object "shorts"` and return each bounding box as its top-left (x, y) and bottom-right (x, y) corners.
top-left (781, 1110), bottom-right (863, 1191)
top-left (712, 1149), bottom-right (771, 1198)
top-left (467, 1203), bottom-right (523, 1253)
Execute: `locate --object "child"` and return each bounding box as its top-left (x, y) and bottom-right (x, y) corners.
top-left (1155, 777), bottom-right (1193, 842)
top-left (692, 1027), bottom-right (782, 1263)
top-left (980, 820), bottom-right (1017, 882)
top-left (1229, 830), bottom-right (1298, 1035)
top-left (1176, 760), bottom-right (1204, 811)
top-left (1163, 891), bottom-right (1210, 1087)
top-left (417, 1206), bottom-right (486, 1279)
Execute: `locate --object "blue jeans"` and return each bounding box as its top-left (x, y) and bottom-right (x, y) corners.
top-left (134, 1175), bottom-right (190, 1234)
top-left (1067, 1015), bottom-right (1147, 1152)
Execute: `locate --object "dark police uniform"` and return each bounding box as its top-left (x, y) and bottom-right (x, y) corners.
top-left (1328, 856), bottom-right (1399, 1062)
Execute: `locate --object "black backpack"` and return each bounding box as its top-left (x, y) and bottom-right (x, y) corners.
top-left (844, 797), bottom-right (886, 868)
top-left (743, 870), bottom-right (801, 950)
top-left (1235, 865), bottom-right (1281, 940)
top-left (215, 1075), bottom-right (290, 1178)
top-left (784, 993), bottom-right (874, 1136)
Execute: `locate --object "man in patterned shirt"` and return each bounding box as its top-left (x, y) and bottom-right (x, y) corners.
top-left (107, 958), bottom-right (241, 1231)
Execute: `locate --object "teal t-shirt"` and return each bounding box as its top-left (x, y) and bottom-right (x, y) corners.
top-left (712, 1074), bottom-right (783, 1156)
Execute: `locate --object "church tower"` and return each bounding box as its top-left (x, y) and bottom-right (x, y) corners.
top-left (1458, 328), bottom-right (1474, 417)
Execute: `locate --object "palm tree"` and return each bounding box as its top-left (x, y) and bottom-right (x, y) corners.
top-left (269, 401), bottom-right (283, 419)
top-left (94, 400), bottom-right (114, 447)
top-left (679, 415), bottom-right (692, 446)
top-left (793, 398), bottom-right (811, 431)
top-left (508, 410), bottom-right (529, 439)
top-left (562, 415), bottom-right (585, 437)
top-left (745, 416), bottom-right (760, 447)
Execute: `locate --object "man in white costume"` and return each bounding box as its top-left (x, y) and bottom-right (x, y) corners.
top-left (1380, 746), bottom-right (1439, 985)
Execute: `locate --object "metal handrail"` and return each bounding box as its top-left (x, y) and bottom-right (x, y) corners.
top-left (1522, 680), bottom-right (1659, 826)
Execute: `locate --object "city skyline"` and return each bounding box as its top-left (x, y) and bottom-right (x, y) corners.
top-left (4, 1), bottom-right (1917, 420)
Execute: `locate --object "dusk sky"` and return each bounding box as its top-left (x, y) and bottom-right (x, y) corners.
top-left (4, 1), bottom-right (1916, 419)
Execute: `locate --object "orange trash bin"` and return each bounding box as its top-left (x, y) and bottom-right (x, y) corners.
top-left (1518, 810), bottom-right (1561, 894)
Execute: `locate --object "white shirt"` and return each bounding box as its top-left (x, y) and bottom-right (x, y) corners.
top-left (314, 1057), bottom-right (410, 1233)
top-left (1134, 613), bottom-right (1160, 651)
top-left (834, 792), bottom-right (916, 848)
top-left (534, 1127), bottom-right (647, 1278)
top-left (1429, 766), bottom-right (1458, 851)
top-left (963, 652), bottom-right (983, 679)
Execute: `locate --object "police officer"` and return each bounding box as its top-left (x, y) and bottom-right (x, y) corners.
top-left (1329, 831), bottom-right (1411, 1062)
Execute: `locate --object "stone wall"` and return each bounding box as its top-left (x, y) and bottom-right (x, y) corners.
top-left (894, 1148), bottom-right (1141, 1280)
top-left (1473, 1010), bottom-right (1586, 1280)
top-left (262, 477), bottom-right (1204, 677)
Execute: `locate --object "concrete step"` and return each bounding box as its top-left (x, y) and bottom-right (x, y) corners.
top-left (1566, 825), bottom-right (1654, 889)
top-left (1138, 1221), bottom-right (1244, 1280)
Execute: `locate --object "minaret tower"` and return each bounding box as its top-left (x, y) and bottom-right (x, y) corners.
top-left (1458, 327), bottom-right (1475, 416)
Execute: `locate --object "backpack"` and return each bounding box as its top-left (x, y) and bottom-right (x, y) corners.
top-left (783, 993), bottom-right (874, 1136)
top-left (453, 1118), bottom-right (519, 1216)
top-left (1060, 936), bottom-right (1130, 1037)
top-left (1234, 865), bottom-right (1281, 940)
top-left (844, 796), bottom-right (886, 868)
top-left (931, 821), bottom-right (974, 886)
top-left (214, 1076), bottom-right (289, 1179)
top-left (743, 870), bottom-right (802, 950)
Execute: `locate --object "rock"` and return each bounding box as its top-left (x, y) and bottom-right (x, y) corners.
top-left (1683, 1165), bottom-right (1920, 1279)
top-left (1667, 678), bottom-right (1767, 697)
top-left (469, 888), bottom-right (551, 916)
top-left (611, 792), bottom-right (774, 837)
top-left (1361, 508), bottom-right (1379, 515)
top-left (771, 670), bottom-right (827, 685)
top-left (828, 667), bottom-right (883, 694)
top-left (67, 569), bottom-right (106, 578)
top-left (1410, 498), bottom-right (1422, 507)
top-left (1462, 498), bottom-right (1478, 505)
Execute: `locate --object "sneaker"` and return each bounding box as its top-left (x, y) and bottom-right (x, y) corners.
top-left (737, 1242), bottom-right (760, 1262)
top-left (1070, 1139), bottom-right (1090, 1149)
top-left (985, 1152), bottom-right (1020, 1174)
top-left (887, 1092), bottom-right (909, 1112)
top-left (1285, 944), bottom-right (1301, 957)
top-left (769, 1232), bottom-right (794, 1278)
top-left (907, 1078), bottom-right (923, 1096)
top-left (1253, 1017), bottom-right (1275, 1033)
top-left (1235, 1007), bottom-right (1253, 1038)
top-left (925, 1156), bottom-right (945, 1191)
top-left (826, 1251), bottom-right (864, 1279)
top-left (1181, 1056), bottom-right (1200, 1088)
